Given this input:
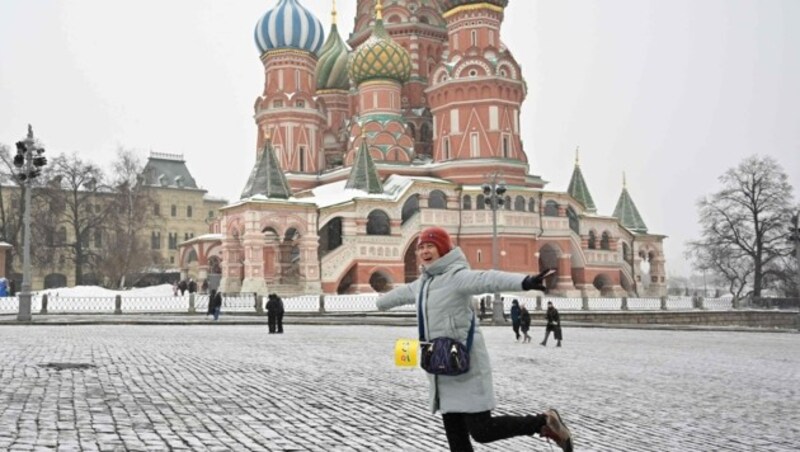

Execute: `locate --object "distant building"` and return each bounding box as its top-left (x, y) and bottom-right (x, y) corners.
top-left (1, 151), bottom-right (226, 289)
top-left (179, 0), bottom-right (667, 297)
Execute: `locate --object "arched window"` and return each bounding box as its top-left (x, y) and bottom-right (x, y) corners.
top-left (428, 190), bottom-right (447, 209)
top-left (318, 217), bottom-right (343, 257)
top-left (401, 195), bottom-right (420, 224)
top-left (567, 207), bottom-right (580, 235)
top-left (528, 197), bottom-right (536, 212)
top-left (588, 230), bottom-right (597, 250)
top-left (622, 242), bottom-right (631, 261)
top-left (504, 195), bottom-right (512, 210)
top-left (601, 231), bottom-right (611, 250)
top-left (514, 196), bottom-right (525, 211)
top-left (544, 200), bottom-right (559, 217)
top-left (462, 195), bottom-right (472, 210)
top-left (367, 210), bottom-right (391, 235)
top-left (476, 194), bottom-right (486, 210)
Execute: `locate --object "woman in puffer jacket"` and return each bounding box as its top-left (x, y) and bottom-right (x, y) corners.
top-left (376, 226), bottom-right (573, 452)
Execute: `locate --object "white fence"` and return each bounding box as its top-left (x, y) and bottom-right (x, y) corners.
top-left (0, 293), bottom-right (771, 315)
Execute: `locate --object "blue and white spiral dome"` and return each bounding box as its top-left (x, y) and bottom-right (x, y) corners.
top-left (254, 0), bottom-right (325, 55)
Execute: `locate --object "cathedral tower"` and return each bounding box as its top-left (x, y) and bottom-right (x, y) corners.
top-left (427, 0), bottom-right (529, 184)
top-left (253, 0), bottom-right (326, 182)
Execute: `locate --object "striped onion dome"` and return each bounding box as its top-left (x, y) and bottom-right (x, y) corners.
top-left (441, 0), bottom-right (508, 12)
top-left (348, 9), bottom-right (411, 85)
top-left (254, 0), bottom-right (325, 55)
top-left (316, 20), bottom-right (350, 91)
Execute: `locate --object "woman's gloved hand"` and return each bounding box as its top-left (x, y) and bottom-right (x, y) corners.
top-left (521, 268), bottom-right (556, 292)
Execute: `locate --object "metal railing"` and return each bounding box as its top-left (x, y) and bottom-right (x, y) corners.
top-left (0, 293), bottom-right (796, 315)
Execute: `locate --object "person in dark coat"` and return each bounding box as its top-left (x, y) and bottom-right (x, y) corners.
top-left (520, 304), bottom-right (532, 343)
top-left (377, 226), bottom-right (572, 452)
top-left (9, 279), bottom-right (16, 296)
top-left (266, 293), bottom-right (279, 334)
top-left (510, 299), bottom-right (521, 341)
top-left (188, 278), bottom-right (197, 294)
top-left (540, 301), bottom-right (562, 347)
top-left (274, 294), bottom-right (285, 333)
top-left (178, 279), bottom-right (188, 296)
top-left (209, 289), bottom-right (222, 321)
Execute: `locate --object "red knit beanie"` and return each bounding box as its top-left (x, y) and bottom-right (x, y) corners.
top-left (418, 226), bottom-right (452, 256)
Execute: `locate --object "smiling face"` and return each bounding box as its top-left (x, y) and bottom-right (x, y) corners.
top-left (417, 242), bottom-right (442, 266)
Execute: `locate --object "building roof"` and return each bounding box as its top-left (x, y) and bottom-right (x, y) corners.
top-left (567, 157), bottom-right (597, 213)
top-left (613, 184), bottom-right (648, 234)
top-left (349, 4), bottom-right (411, 85)
top-left (141, 152), bottom-right (200, 190)
top-left (240, 139), bottom-right (292, 199)
top-left (345, 136), bottom-right (384, 194)
top-left (316, 16), bottom-right (350, 91)
top-left (254, 0), bottom-right (325, 55)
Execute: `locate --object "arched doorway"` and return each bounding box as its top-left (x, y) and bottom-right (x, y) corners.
top-left (538, 244), bottom-right (561, 289)
top-left (369, 270), bottom-right (393, 293)
top-left (593, 274), bottom-right (614, 296)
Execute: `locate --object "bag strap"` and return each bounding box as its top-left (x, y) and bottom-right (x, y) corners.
top-left (417, 278), bottom-right (431, 342)
top-left (417, 277), bottom-right (477, 353)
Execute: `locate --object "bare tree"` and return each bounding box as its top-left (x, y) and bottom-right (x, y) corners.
top-left (35, 152), bottom-right (114, 285)
top-left (687, 155), bottom-right (795, 298)
top-left (96, 148), bottom-right (158, 288)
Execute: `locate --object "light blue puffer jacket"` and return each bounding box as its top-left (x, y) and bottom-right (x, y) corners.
top-left (376, 247), bottom-right (525, 414)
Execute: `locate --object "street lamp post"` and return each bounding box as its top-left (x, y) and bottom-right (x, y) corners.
top-left (13, 125), bottom-right (47, 321)
top-left (482, 173), bottom-right (506, 325)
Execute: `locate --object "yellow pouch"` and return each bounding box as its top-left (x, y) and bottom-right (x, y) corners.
top-left (394, 338), bottom-right (419, 368)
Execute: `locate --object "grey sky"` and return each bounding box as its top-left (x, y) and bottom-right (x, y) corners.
top-left (1, 0), bottom-right (798, 277)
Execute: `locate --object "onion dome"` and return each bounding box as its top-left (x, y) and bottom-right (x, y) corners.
top-left (316, 6), bottom-right (350, 91)
top-left (348, 1), bottom-right (411, 85)
top-left (441, 0), bottom-right (508, 11)
top-left (254, 0), bottom-right (325, 56)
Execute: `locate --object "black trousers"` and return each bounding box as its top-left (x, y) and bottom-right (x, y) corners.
top-left (442, 411), bottom-right (546, 452)
top-left (276, 312), bottom-right (284, 333)
top-left (267, 313), bottom-right (277, 333)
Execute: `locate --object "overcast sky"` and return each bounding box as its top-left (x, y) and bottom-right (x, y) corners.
top-left (1, 0), bottom-right (798, 278)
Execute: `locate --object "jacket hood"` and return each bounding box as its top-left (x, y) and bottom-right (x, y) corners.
top-left (422, 247), bottom-right (469, 278)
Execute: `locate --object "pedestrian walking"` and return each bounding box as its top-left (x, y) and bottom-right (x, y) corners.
top-left (0, 278), bottom-right (7, 297)
top-left (209, 289), bottom-right (222, 321)
top-left (479, 297), bottom-right (487, 320)
top-left (188, 278), bottom-right (197, 294)
top-left (8, 279), bottom-right (15, 296)
top-left (540, 301), bottom-right (563, 347)
top-left (266, 293), bottom-right (278, 333)
top-left (274, 294), bottom-right (285, 333)
top-left (510, 299), bottom-right (521, 342)
top-left (520, 304), bottom-right (532, 343)
top-left (376, 226), bottom-right (572, 452)
top-left (178, 279), bottom-right (188, 296)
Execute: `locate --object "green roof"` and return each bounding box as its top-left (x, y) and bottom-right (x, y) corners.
top-left (240, 140), bottom-right (292, 199)
top-left (316, 23), bottom-right (350, 91)
top-left (345, 137), bottom-right (383, 194)
top-left (613, 187), bottom-right (648, 233)
top-left (567, 164), bottom-right (596, 213)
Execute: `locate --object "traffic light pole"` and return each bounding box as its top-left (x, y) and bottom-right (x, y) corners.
top-left (17, 132), bottom-right (34, 321)
top-left (15, 125), bottom-right (46, 322)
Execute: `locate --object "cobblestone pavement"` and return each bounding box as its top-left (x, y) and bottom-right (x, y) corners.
top-left (0, 324), bottom-right (797, 451)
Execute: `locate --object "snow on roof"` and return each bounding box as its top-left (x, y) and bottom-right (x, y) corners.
top-left (235, 174), bottom-right (450, 209)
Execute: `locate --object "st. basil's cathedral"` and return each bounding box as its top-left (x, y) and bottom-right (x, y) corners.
top-left (179, 0), bottom-right (667, 297)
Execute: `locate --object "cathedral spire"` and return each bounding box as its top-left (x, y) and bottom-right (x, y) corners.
top-left (240, 131), bottom-right (292, 199)
top-left (613, 174), bottom-right (647, 233)
top-left (345, 132), bottom-right (384, 194)
top-left (567, 146), bottom-right (596, 213)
